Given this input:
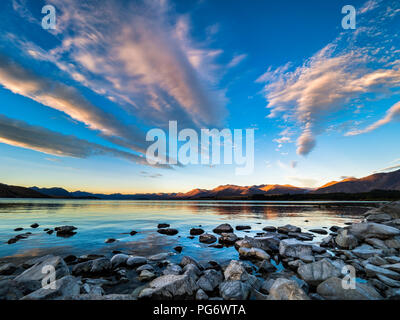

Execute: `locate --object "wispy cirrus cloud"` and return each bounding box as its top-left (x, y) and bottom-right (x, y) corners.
top-left (257, 0), bottom-right (400, 156)
top-left (0, 114), bottom-right (170, 168)
top-left (11, 0), bottom-right (227, 130)
top-left (0, 54), bottom-right (148, 153)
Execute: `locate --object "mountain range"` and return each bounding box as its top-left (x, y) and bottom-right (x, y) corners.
top-left (1, 169), bottom-right (400, 200)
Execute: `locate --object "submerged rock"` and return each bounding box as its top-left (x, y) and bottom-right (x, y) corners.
top-left (278, 225), bottom-right (301, 234)
top-left (309, 229), bottom-right (328, 235)
top-left (236, 225), bottom-right (251, 231)
top-left (30, 223), bottom-right (39, 228)
top-left (157, 228), bottom-right (178, 236)
top-left (213, 224), bottom-right (233, 234)
top-left (199, 233), bottom-right (217, 244)
top-left (190, 228), bottom-right (204, 235)
top-left (55, 226), bottom-right (77, 237)
top-left (158, 223), bottom-right (170, 229)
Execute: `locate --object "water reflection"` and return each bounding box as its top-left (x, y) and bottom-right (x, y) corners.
top-left (0, 199), bottom-right (372, 262)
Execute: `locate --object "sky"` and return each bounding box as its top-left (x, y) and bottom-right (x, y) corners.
top-left (0, 0), bottom-right (400, 194)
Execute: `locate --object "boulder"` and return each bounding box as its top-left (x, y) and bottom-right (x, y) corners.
top-left (148, 253), bottom-right (171, 261)
top-left (365, 238), bottom-right (388, 249)
top-left (366, 213), bottom-right (393, 223)
top-left (219, 280), bottom-right (250, 300)
top-left (157, 228), bottom-right (178, 236)
top-left (348, 222), bottom-right (400, 240)
top-left (335, 229), bottom-right (359, 249)
top-left (54, 226), bottom-right (77, 237)
top-left (238, 247), bottom-right (270, 261)
top-left (139, 274), bottom-right (198, 299)
top-left (72, 258), bottom-right (111, 276)
top-left (279, 239), bottom-right (313, 259)
top-left (236, 225), bottom-right (251, 231)
top-left (195, 288), bottom-right (209, 300)
top-left (309, 229), bottom-right (328, 235)
top-left (365, 264), bottom-right (400, 280)
top-left (190, 228), bottom-right (204, 235)
top-left (385, 236), bottom-right (400, 249)
top-left (376, 274), bottom-right (400, 288)
top-left (163, 264), bottom-right (182, 276)
top-left (263, 226), bottom-right (277, 232)
top-left (197, 269), bottom-right (223, 292)
top-left (199, 233), bottom-right (217, 244)
top-left (236, 235), bottom-right (280, 252)
top-left (110, 254), bottom-right (130, 268)
top-left (158, 223), bottom-right (170, 228)
top-left (317, 277), bottom-right (382, 300)
top-left (278, 225), bottom-right (301, 234)
top-left (379, 201), bottom-right (400, 219)
top-left (224, 260), bottom-right (250, 282)
top-left (213, 224), bottom-right (233, 234)
top-left (367, 255), bottom-right (388, 266)
top-left (126, 256), bottom-right (147, 267)
top-left (20, 275), bottom-right (80, 300)
top-left (268, 278), bottom-right (309, 300)
top-left (136, 264), bottom-right (154, 272)
top-left (381, 263), bottom-right (400, 273)
top-left (218, 233), bottom-right (238, 245)
top-left (297, 259), bottom-right (342, 286)
top-left (138, 270), bottom-right (156, 282)
top-left (0, 263), bottom-right (17, 275)
top-left (180, 256), bottom-right (202, 269)
top-left (353, 244), bottom-right (383, 259)
top-left (258, 260), bottom-right (277, 273)
top-left (0, 279), bottom-right (24, 300)
top-left (15, 255), bottom-right (69, 292)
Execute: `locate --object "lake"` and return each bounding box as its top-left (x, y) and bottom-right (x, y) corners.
top-left (0, 199), bottom-right (373, 264)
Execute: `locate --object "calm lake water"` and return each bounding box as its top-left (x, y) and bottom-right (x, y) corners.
top-left (0, 199), bottom-right (374, 264)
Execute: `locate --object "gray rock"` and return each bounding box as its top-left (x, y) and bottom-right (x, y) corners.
top-left (218, 233), bottom-right (238, 245)
top-left (82, 283), bottom-right (105, 296)
top-left (365, 264), bottom-right (400, 280)
top-left (376, 274), bottom-right (400, 288)
top-left (366, 213), bottom-right (393, 223)
top-left (213, 224), bottom-right (233, 234)
top-left (260, 279), bottom-right (275, 294)
top-left (148, 253), bottom-right (171, 261)
top-left (258, 260), bottom-right (277, 273)
top-left (0, 279), bottom-right (24, 300)
top-left (381, 263), bottom-right (400, 273)
top-left (238, 235), bottom-right (281, 252)
top-left (335, 229), bottom-right (359, 249)
top-left (297, 259), bottom-right (342, 286)
top-left (386, 256), bottom-right (400, 264)
top-left (54, 225), bottom-right (77, 236)
top-left (385, 236), bottom-right (400, 249)
top-left (224, 260), bottom-right (250, 282)
top-left (365, 238), bottom-right (388, 249)
top-left (278, 225), bottom-right (301, 234)
top-left (180, 256), bottom-right (202, 269)
top-left (379, 201), bottom-right (400, 219)
top-left (110, 254), bottom-right (130, 267)
top-left (0, 263), bottom-right (17, 275)
top-left (195, 288), bottom-right (208, 300)
top-left (197, 269), bottom-right (223, 292)
top-left (348, 222), bottom-right (400, 240)
top-left (183, 264), bottom-right (202, 280)
top-left (353, 244), bottom-right (383, 259)
top-left (138, 270), bottom-right (156, 282)
top-left (279, 239), bottom-right (313, 259)
top-left (317, 277), bottom-right (382, 300)
top-left (309, 229), bottom-right (328, 235)
top-left (367, 255), bottom-right (388, 266)
top-left (139, 274), bottom-right (198, 299)
top-left (163, 264), bottom-right (182, 275)
top-left (238, 247), bottom-right (270, 261)
top-left (199, 233), bottom-right (217, 244)
top-left (268, 278), bottom-right (309, 300)
top-left (20, 275), bottom-right (80, 300)
top-left (136, 264), bottom-right (154, 272)
top-left (126, 256), bottom-right (147, 267)
top-left (72, 258), bottom-right (111, 276)
top-left (15, 255), bottom-right (69, 292)
top-left (219, 281), bottom-right (250, 300)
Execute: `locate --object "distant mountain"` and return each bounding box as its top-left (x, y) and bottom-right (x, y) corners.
top-left (1, 169), bottom-right (400, 200)
top-left (0, 183), bottom-right (47, 198)
top-left (314, 170), bottom-right (400, 194)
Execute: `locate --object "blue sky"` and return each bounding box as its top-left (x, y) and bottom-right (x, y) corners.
top-left (0, 0), bottom-right (399, 193)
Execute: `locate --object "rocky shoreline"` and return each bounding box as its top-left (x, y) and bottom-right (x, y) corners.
top-left (1, 201), bottom-right (400, 300)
